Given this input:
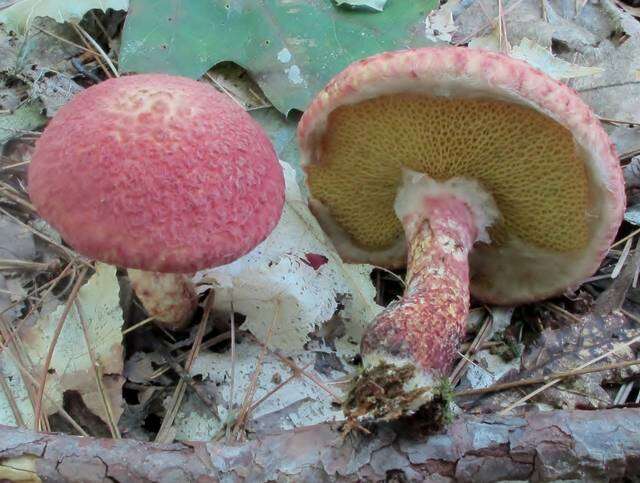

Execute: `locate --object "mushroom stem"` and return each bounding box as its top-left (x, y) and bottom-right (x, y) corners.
top-left (346, 175), bottom-right (496, 421)
top-left (128, 269), bottom-right (197, 331)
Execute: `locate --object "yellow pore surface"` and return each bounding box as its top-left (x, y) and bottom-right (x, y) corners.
top-left (307, 94), bottom-right (589, 253)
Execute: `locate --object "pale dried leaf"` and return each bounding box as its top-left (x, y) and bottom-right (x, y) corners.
top-left (179, 339), bottom-right (341, 439)
top-left (30, 73), bottom-right (82, 116)
top-left (424, 0), bottom-right (459, 43)
top-left (0, 0), bottom-right (129, 33)
top-left (194, 162), bottom-right (380, 356)
top-left (0, 346), bottom-right (34, 426)
top-left (463, 348), bottom-right (522, 390)
top-left (4, 263), bottom-right (125, 426)
top-left (469, 35), bottom-right (604, 80)
top-left (511, 38), bottom-right (604, 79)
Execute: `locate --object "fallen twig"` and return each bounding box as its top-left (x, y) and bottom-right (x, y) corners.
top-left (455, 358), bottom-right (640, 397)
top-left (1, 408), bottom-right (638, 481)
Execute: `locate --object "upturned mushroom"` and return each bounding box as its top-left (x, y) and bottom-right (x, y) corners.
top-left (29, 74), bottom-right (285, 330)
top-left (298, 47), bottom-right (625, 420)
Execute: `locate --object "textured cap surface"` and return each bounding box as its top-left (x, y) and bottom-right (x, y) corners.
top-left (29, 74), bottom-right (285, 273)
top-left (298, 47), bottom-right (625, 304)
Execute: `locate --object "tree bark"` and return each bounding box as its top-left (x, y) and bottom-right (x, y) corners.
top-left (1, 408), bottom-right (639, 482)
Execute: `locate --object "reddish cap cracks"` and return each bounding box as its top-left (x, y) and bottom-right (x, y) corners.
top-left (298, 47), bottom-right (625, 304)
top-left (29, 74), bottom-right (285, 273)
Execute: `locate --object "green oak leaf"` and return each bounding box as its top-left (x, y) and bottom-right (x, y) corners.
top-left (333, 0), bottom-right (388, 12)
top-left (250, 107), bottom-right (300, 177)
top-left (120, 0), bottom-right (437, 114)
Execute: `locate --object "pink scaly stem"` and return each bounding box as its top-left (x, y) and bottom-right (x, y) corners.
top-left (361, 195), bottom-right (477, 379)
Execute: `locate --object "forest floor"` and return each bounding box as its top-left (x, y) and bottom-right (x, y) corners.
top-left (0, 0), bottom-right (639, 481)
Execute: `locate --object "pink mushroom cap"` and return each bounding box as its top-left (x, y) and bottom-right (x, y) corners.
top-left (29, 74), bottom-right (285, 273)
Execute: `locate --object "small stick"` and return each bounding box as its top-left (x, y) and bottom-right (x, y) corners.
top-left (157, 343), bottom-right (219, 420)
top-left (614, 381), bottom-right (635, 405)
top-left (155, 292), bottom-right (214, 443)
top-left (0, 259), bottom-right (58, 272)
top-left (247, 332), bottom-right (342, 403)
top-left (0, 181), bottom-right (36, 211)
top-left (459, 340), bottom-right (504, 352)
top-left (249, 362), bottom-right (313, 412)
top-left (0, 207), bottom-right (80, 263)
top-left (450, 312), bottom-right (492, 384)
top-left (70, 24), bottom-right (112, 79)
top-left (455, 358), bottom-right (640, 397)
top-left (599, 116), bottom-right (640, 127)
top-left (5, 343), bottom-right (88, 436)
top-left (75, 300), bottom-right (121, 438)
top-left (71, 58), bottom-right (101, 84)
top-left (456, 0), bottom-right (528, 45)
top-left (121, 315), bottom-right (157, 336)
top-left (149, 331), bottom-right (231, 380)
top-left (0, 370), bottom-right (25, 426)
top-left (33, 267), bottom-right (87, 430)
top-left (226, 306), bottom-right (236, 440)
top-left (33, 25), bottom-right (94, 54)
top-left (544, 302), bottom-right (583, 325)
top-left (0, 159), bottom-right (31, 171)
top-left (498, 334), bottom-right (640, 414)
top-left (232, 303), bottom-right (281, 440)
top-left (611, 237), bottom-right (633, 279)
top-left (0, 263), bottom-right (75, 350)
top-left (73, 24), bottom-right (119, 78)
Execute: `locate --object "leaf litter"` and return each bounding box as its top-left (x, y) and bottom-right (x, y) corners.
top-left (0, 263), bottom-right (124, 428)
top-left (194, 161), bottom-right (381, 357)
top-left (0, 0), bottom-right (639, 447)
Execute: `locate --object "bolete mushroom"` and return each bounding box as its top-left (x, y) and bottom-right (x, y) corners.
top-left (29, 74), bottom-right (285, 330)
top-left (298, 47), bottom-right (625, 420)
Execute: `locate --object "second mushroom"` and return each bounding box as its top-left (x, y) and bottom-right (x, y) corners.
top-left (298, 47), bottom-right (625, 420)
top-left (28, 74), bottom-right (285, 330)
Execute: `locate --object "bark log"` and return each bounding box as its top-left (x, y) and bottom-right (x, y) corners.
top-left (1, 408), bottom-right (639, 482)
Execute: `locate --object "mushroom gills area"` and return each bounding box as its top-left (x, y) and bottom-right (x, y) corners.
top-left (307, 94), bottom-right (589, 253)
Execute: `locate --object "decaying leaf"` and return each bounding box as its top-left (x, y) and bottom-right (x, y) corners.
top-left (0, 213), bottom-right (35, 260)
top-left (333, 0), bottom-right (387, 12)
top-left (511, 38), bottom-right (604, 79)
top-left (30, 72), bottom-right (82, 117)
top-left (460, 256), bottom-right (640, 411)
top-left (0, 455), bottom-right (41, 483)
top-left (120, 0), bottom-right (438, 114)
top-left (0, 263), bottom-right (125, 427)
top-left (194, 161), bottom-right (380, 357)
top-left (454, 0), bottom-right (607, 51)
top-left (0, 100), bottom-right (45, 145)
top-left (0, 0), bottom-right (129, 33)
top-left (469, 35), bottom-right (604, 80)
top-left (625, 205), bottom-right (640, 226)
top-left (0, 20), bottom-right (84, 121)
top-left (173, 338), bottom-right (342, 440)
top-left (424, 0), bottom-right (458, 43)
top-left (462, 349), bottom-right (522, 391)
top-left (518, 311), bottom-right (638, 409)
top-left (571, 35), bottom-right (640, 157)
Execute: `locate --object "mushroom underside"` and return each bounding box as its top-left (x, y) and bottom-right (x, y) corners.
top-left (306, 93), bottom-right (614, 304)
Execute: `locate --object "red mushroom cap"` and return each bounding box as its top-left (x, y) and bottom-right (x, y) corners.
top-left (29, 74), bottom-right (285, 273)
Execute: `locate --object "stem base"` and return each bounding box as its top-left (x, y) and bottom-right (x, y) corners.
top-left (343, 360), bottom-right (451, 424)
